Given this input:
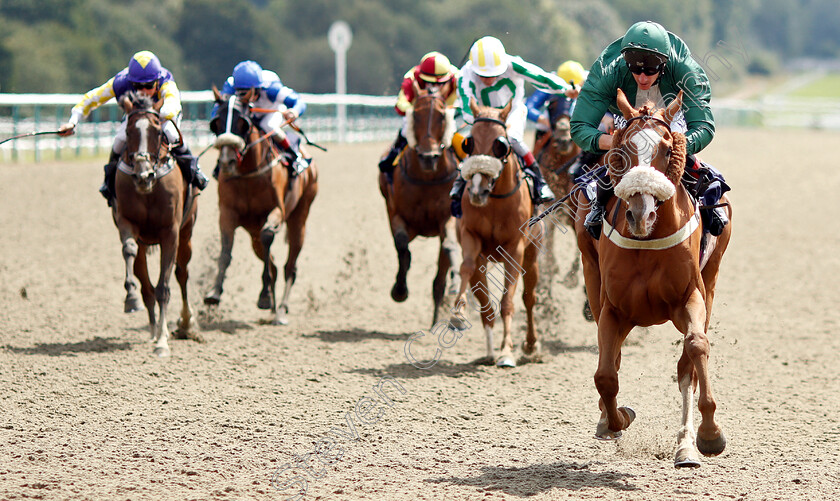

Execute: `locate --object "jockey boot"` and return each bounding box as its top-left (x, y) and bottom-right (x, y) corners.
top-left (584, 183), bottom-right (614, 240)
top-left (171, 144), bottom-right (209, 190)
top-left (567, 150), bottom-right (602, 179)
top-left (99, 150), bottom-right (120, 207)
top-left (449, 175), bottom-right (466, 218)
top-left (686, 154), bottom-right (731, 237)
top-left (273, 135), bottom-right (309, 177)
top-left (378, 130), bottom-right (408, 182)
top-left (523, 160), bottom-right (555, 205)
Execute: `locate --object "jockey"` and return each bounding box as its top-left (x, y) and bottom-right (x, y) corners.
top-left (219, 60), bottom-right (309, 176)
top-left (570, 21), bottom-right (730, 239)
top-left (526, 60), bottom-right (587, 142)
top-left (58, 50), bottom-right (209, 206)
top-left (378, 51), bottom-right (459, 180)
top-left (450, 36), bottom-right (579, 217)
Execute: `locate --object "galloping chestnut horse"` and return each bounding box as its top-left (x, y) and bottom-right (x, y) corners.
top-left (573, 89), bottom-right (732, 467)
top-left (204, 88), bottom-right (318, 325)
top-left (449, 99), bottom-right (542, 368)
top-left (378, 84), bottom-right (460, 325)
top-left (113, 93), bottom-right (200, 357)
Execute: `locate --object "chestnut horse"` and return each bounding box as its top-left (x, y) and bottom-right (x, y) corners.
top-left (449, 99), bottom-right (542, 368)
top-left (204, 89), bottom-right (319, 325)
top-left (573, 89), bottom-right (732, 467)
top-left (378, 85), bottom-right (461, 325)
top-left (113, 93), bottom-right (199, 357)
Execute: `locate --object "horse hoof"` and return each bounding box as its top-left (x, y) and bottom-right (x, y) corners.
top-left (620, 406), bottom-right (637, 426)
top-left (674, 456), bottom-right (702, 468)
top-left (697, 430), bottom-right (727, 456)
top-left (203, 294), bottom-right (220, 305)
top-left (391, 283), bottom-right (408, 302)
top-left (496, 356), bottom-right (516, 368)
top-left (153, 346), bottom-right (170, 358)
top-left (448, 316), bottom-right (470, 331)
top-left (257, 293), bottom-right (273, 310)
top-left (582, 299), bottom-right (594, 322)
top-left (124, 296), bottom-right (144, 313)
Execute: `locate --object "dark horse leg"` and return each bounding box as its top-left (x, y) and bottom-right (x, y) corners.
top-left (204, 208), bottom-right (237, 306)
top-left (174, 199), bottom-right (199, 341)
top-left (118, 219), bottom-right (144, 314)
top-left (390, 221), bottom-right (412, 303)
top-left (257, 207), bottom-right (284, 314)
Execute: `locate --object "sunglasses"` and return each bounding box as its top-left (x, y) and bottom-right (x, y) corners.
top-left (133, 81), bottom-right (157, 90)
top-left (627, 62), bottom-right (664, 76)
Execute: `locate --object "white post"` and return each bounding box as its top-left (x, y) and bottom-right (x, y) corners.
top-left (328, 21), bottom-right (353, 143)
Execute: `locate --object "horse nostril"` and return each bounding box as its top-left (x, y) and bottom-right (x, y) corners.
top-left (626, 210), bottom-right (635, 225)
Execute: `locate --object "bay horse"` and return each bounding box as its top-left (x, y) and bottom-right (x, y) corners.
top-left (378, 83), bottom-right (461, 325)
top-left (113, 93), bottom-right (200, 357)
top-left (204, 88), bottom-right (318, 325)
top-left (448, 99), bottom-right (542, 368)
top-left (573, 89), bottom-right (732, 467)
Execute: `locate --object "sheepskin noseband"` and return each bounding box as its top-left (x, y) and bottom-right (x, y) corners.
top-left (460, 155), bottom-right (503, 180)
top-left (614, 165), bottom-right (676, 202)
top-left (214, 132), bottom-right (245, 151)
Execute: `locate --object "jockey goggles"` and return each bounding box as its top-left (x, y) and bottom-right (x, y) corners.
top-left (133, 81), bottom-right (157, 90)
top-left (626, 61), bottom-right (664, 76)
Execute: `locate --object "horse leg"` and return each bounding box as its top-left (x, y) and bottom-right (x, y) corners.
top-left (593, 305), bottom-right (635, 439)
top-left (204, 209), bottom-right (237, 305)
top-left (673, 289), bottom-right (726, 463)
top-left (520, 241), bottom-right (541, 361)
top-left (442, 217), bottom-right (461, 297)
top-left (450, 230), bottom-right (481, 332)
top-left (466, 257), bottom-right (497, 366)
top-left (257, 208), bottom-right (283, 311)
top-left (174, 215), bottom-right (200, 341)
top-left (117, 222), bottom-right (144, 314)
top-left (674, 347), bottom-right (701, 468)
top-left (274, 198), bottom-right (313, 326)
top-left (133, 247), bottom-right (156, 334)
top-left (391, 224), bottom-right (412, 303)
top-left (431, 240), bottom-right (449, 327)
top-left (151, 229), bottom-right (179, 358)
top-left (495, 244), bottom-right (526, 368)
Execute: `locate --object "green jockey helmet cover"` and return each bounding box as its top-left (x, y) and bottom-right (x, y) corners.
top-left (621, 21), bottom-right (670, 66)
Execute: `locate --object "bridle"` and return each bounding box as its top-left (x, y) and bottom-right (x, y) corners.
top-left (468, 115), bottom-right (520, 198)
top-left (119, 107), bottom-right (176, 181)
top-left (214, 96), bottom-right (278, 177)
top-left (399, 93), bottom-right (459, 186)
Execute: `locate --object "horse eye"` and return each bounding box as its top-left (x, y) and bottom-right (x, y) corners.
top-left (462, 136), bottom-right (474, 155)
top-left (492, 137), bottom-right (510, 158)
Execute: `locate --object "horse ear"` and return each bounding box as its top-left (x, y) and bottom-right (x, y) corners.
top-left (616, 88), bottom-right (635, 120)
top-left (663, 90), bottom-right (683, 124)
top-left (499, 99), bottom-right (512, 122)
top-left (212, 84), bottom-right (222, 102)
top-left (120, 95), bottom-right (133, 114)
top-left (469, 97), bottom-right (480, 117)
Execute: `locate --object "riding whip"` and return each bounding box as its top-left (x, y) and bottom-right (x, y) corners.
top-left (249, 108), bottom-right (328, 152)
top-left (0, 130), bottom-right (63, 146)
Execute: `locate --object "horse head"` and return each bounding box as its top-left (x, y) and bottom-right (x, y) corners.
top-left (459, 98), bottom-right (513, 207)
top-left (210, 85), bottom-right (256, 177)
top-left (609, 89), bottom-right (686, 238)
top-left (551, 115), bottom-right (574, 154)
top-left (121, 92), bottom-right (166, 194)
top-left (405, 81), bottom-right (455, 171)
